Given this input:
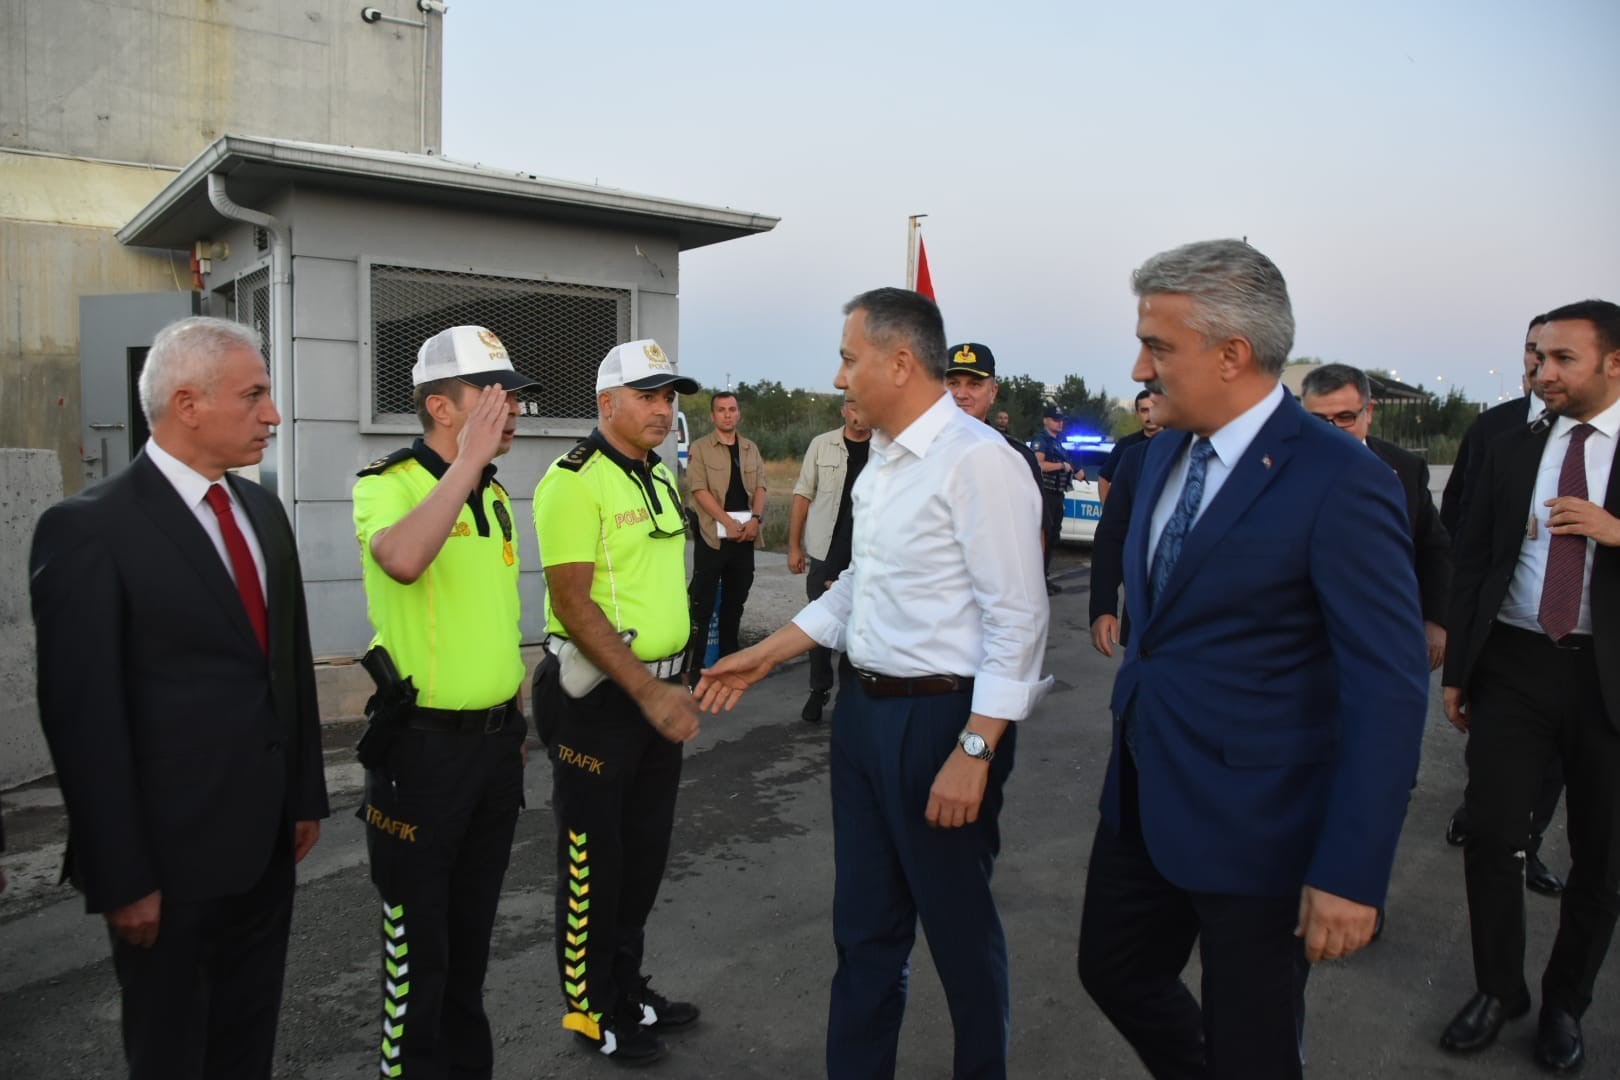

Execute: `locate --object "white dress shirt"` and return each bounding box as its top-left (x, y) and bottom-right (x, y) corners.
top-left (792, 393), bottom-right (1052, 721)
top-left (1498, 396), bottom-right (1620, 636)
top-left (145, 438), bottom-right (268, 596)
top-left (1147, 382), bottom-right (1285, 567)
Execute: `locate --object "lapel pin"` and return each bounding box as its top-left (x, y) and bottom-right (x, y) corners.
top-left (1261, 454), bottom-right (1272, 470)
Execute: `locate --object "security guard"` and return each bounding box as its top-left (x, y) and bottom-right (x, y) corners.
top-left (352, 325), bottom-right (536, 1080)
top-left (531, 339), bottom-right (703, 1066)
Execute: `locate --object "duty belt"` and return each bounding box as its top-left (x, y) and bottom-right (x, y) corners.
top-left (402, 696), bottom-right (519, 735)
top-left (544, 637), bottom-right (686, 680)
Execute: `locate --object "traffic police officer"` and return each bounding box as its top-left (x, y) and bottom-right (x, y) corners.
top-left (531, 339), bottom-right (703, 1066)
top-left (352, 325), bottom-right (536, 1080)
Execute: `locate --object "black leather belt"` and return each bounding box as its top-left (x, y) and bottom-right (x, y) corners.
top-left (1494, 621), bottom-right (1593, 652)
top-left (402, 697), bottom-right (519, 734)
top-left (851, 666), bottom-right (974, 699)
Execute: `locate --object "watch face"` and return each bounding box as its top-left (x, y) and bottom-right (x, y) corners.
top-left (961, 732), bottom-right (987, 757)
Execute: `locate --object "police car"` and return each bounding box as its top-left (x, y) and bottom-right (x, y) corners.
top-left (1056, 433), bottom-right (1114, 545)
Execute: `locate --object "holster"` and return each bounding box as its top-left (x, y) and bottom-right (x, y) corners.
top-left (356, 645), bottom-right (417, 770)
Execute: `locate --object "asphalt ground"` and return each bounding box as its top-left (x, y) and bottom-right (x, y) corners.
top-left (1, 544), bottom-right (1614, 1078)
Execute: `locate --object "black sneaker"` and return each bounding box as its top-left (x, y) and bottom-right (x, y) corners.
top-left (801, 689), bottom-right (831, 723)
top-left (628, 976), bottom-right (700, 1029)
top-left (568, 1006), bottom-right (667, 1066)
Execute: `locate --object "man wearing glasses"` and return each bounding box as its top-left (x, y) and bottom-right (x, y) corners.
top-left (531, 339), bottom-right (704, 1067)
top-left (1301, 363), bottom-right (1451, 671)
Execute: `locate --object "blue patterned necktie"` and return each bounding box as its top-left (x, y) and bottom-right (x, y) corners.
top-left (1150, 438), bottom-right (1216, 606)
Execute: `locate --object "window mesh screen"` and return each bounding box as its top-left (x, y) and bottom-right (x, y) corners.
top-left (221, 267), bottom-right (272, 365)
top-left (369, 264), bottom-right (631, 424)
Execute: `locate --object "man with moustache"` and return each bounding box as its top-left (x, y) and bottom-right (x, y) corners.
top-left (1440, 300), bottom-right (1620, 1071)
top-left (944, 341), bottom-right (1044, 492)
top-left (696, 289), bottom-right (1050, 1079)
top-left (532, 340), bottom-right (704, 1066)
top-left (352, 325), bottom-right (536, 1079)
top-left (1076, 240), bottom-right (1428, 1080)
top-left (788, 395), bottom-right (872, 723)
top-left (31, 316), bottom-right (329, 1079)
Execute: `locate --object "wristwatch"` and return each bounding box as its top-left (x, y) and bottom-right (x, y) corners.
top-left (957, 729), bottom-right (994, 762)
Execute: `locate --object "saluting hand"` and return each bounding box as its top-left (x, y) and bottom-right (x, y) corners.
top-left (456, 383), bottom-right (514, 468)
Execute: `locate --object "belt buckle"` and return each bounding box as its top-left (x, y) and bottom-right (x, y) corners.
top-left (483, 705), bottom-right (506, 734)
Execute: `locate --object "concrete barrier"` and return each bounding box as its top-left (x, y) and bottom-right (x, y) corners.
top-left (0, 451), bottom-right (61, 788)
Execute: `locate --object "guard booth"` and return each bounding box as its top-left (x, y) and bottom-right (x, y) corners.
top-left (114, 135), bottom-right (777, 657)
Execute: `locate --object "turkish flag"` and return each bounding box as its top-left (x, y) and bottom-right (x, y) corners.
top-left (915, 236), bottom-right (935, 301)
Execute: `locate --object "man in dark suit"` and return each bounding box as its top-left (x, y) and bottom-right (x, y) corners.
top-left (1089, 434), bottom-right (1150, 657)
top-left (1077, 240), bottom-right (1430, 1080)
top-left (1441, 314), bottom-right (1549, 537)
top-left (1437, 315), bottom-right (1566, 894)
top-left (1302, 362), bottom-right (1451, 670)
top-left (1440, 299), bottom-right (1620, 1072)
top-left (30, 316), bottom-right (330, 1080)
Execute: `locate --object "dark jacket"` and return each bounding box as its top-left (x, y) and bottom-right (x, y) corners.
top-left (30, 453), bottom-right (330, 913)
top-left (1440, 396), bottom-right (1535, 540)
top-left (1367, 436), bottom-right (1452, 622)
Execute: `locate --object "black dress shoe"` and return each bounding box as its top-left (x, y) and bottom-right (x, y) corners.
top-left (800, 689), bottom-right (830, 723)
top-left (1526, 853), bottom-right (1566, 897)
top-left (1446, 810), bottom-right (1468, 847)
top-left (1535, 1007), bottom-right (1583, 1072)
top-left (1046, 581), bottom-right (1062, 596)
top-left (1440, 991), bottom-right (1530, 1052)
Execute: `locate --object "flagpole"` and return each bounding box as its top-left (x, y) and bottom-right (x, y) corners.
top-left (906, 213), bottom-right (927, 289)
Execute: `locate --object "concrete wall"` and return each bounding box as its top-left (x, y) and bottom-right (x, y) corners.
top-left (0, 451), bottom-right (62, 789)
top-left (0, 0), bottom-right (442, 494)
top-left (194, 186), bottom-right (686, 658)
top-left (1, 0), bottom-right (440, 164)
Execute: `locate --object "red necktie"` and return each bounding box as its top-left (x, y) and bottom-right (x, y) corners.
top-left (204, 483), bottom-right (268, 654)
top-left (1537, 423), bottom-right (1595, 642)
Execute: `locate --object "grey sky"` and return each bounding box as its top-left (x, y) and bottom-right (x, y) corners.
top-left (442, 0), bottom-right (1619, 405)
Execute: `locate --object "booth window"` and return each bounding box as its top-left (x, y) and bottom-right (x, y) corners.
top-left (368, 263), bottom-right (631, 427)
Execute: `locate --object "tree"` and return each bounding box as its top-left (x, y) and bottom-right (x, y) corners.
top-left (1052, 374), bottom-right (1114, 435)
top-left (994, 374), bottom-right (1047, 440)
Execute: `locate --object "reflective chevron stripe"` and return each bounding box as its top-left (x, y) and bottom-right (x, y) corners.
top-left (378, 903), bottom-right (410, 1076)
top-left (560, 829), bottom-right (599, 1034)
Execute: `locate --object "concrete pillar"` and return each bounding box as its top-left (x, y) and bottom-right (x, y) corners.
top-left (0, 450), bottom-right (61, 788)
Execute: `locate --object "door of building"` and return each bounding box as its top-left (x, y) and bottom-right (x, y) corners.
top-left (78, 292), bottom-right (200, 485)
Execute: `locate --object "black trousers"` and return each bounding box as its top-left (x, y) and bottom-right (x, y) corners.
top-left (1078, 751), bottom-right (1310, 1080)
top-left (1041, 490), bottom-right (1063, 575)
top-left (537, 663), bottom-right (684, 1032)
top-left (688, 538), bottom-right (755, 667)
top-left (1462, 623), bottom-right (1620, 1017)
top-left (806, 556), bottom-right (841, 693)
top-left (1451, 755), bottom-right (1565, 855)
top-left (363, 716), bottom-right (526, 1080)
top-left (111, 831), bottom-right (295, 1080)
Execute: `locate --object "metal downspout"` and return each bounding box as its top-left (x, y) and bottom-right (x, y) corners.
top-left (206, 174), bottom-right (295, 528)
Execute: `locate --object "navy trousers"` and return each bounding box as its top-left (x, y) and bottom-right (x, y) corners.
top-left (826, 674), bottom-right (1017, 1080)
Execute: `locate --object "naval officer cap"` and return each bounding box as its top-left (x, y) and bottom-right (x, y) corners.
top-left (595, 339), bottom-right (700, 395)
top-left (412, 325), bottom-right (541, 391)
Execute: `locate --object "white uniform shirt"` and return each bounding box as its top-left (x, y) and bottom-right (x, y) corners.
top-left (145, 437), bottom-right (268, 595)
top-left (1498, 396), bottom-right (1620, 636)
top-left (793, 393), bottom-right (1052, 721)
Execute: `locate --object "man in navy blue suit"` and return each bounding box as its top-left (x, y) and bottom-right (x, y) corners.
top-left (1077, 240), bottom-right (1430, 1079)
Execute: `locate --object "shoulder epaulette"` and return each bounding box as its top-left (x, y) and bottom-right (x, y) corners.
top-left (555, 438), bottom-right (597, 473)
top-left (356, 447), bottom-right (415, 478)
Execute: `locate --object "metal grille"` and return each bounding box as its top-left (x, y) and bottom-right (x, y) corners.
top-left (230, 267), bottom-right (272, 362)
top-left (369, 263), bottom-right (631, 424)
